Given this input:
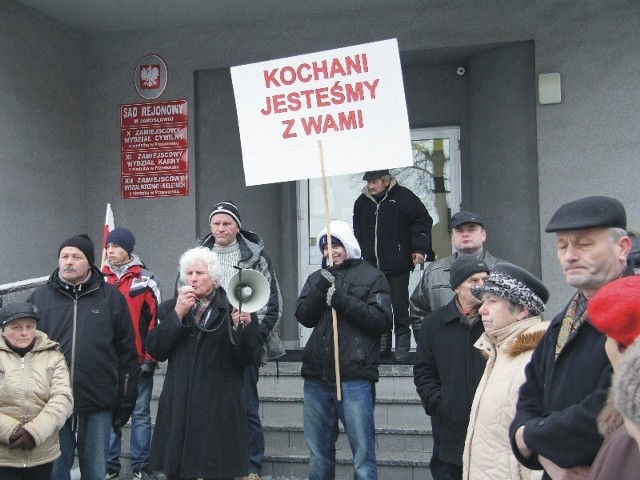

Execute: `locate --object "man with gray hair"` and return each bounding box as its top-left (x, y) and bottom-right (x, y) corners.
top-left (510, 195), bottom-right (633, 480)
top-left (353, 169), bottom-right (433, 362)
top-left (199, 200), bottom-right (284, 480)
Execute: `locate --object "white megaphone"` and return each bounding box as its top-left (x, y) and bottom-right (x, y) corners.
top-left (227, 269), bottom-right (270, 313)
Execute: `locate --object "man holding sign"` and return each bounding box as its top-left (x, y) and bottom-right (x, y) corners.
top-left (296, 220), bottom-right (392, 480)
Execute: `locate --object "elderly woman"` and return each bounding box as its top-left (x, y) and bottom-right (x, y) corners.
top-left (146, 247), bottom-right (261, 480)
top-left (462, 262), bottom-right (549, 480)
top-left (0, 302), bottom-right (73, 480)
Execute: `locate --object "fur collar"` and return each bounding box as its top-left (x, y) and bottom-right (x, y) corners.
top-left (504, 329), bottom-right (546, 356)
top-left (598, 390), bottom-right (623, 438)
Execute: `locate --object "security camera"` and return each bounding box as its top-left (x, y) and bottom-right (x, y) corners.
top-left (456, 66), bottom-right (466, 76)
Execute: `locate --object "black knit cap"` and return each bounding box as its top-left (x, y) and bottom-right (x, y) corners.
top-left (0, 302), bottom-right (40, 329)
top-left (106, 227), bottom-right (135, 255)
top-left (449, 256), bottom-right (490, 290)
top-left (545, 196), bottom-right (626, 233)
top-left (58, 234), bottom-right (95, 266)
top-left (208, 200), bottom-right (241, 227)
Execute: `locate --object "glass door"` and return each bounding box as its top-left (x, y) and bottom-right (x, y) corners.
top-left (296, 126), bottom-right (460, 347)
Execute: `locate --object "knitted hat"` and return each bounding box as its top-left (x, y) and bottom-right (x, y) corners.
top-left (58, 234), bottom-right (95, 266)
top-left (209, 200), bottom-right (241, 227)
top-left (613, 338), bottom-right (640, 426)
top-left (0, 302), bottom-right (40, 330)
top-left (106, 227), bottom-right (135, 255)
top-left (588, 276), bottom-right (640, 347)
top-left (449, 256), bottom-right (490, 290)
top-left (471, 262), bottom-right (549, 316)
top-left (545, 196), bottom-right (626, 232)
top-left (318, 235), bottom-right (344, 251)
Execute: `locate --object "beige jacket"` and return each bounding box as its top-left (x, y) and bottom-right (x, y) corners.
top-left (0, 330), bottom-right (73, 467)
top-left (463, 317), bottom-right (548, 480)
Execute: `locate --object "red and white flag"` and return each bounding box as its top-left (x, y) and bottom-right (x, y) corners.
top-left (100, 203), bottom-right (115, 268)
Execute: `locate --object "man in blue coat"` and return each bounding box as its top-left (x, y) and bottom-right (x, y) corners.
top-left (510, 196), bottom-right (633, 479)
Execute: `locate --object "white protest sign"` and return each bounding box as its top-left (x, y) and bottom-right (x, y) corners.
top-left (231, 39), bottom-right (413, 186)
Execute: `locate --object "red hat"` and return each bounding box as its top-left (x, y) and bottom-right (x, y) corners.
top-left (588, 276), bottom-right (640, 347)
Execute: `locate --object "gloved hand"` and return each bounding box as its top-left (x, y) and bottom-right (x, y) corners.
top-left (9, 426), bottom-right (36, 450)
top-left (112, 401), bottom-right (135, 437)
top-left (317, 268), bottom-right (336, 293)
top-left (326, 286), bottom-right (336, 307)
top-left (139, 359), bottom-right (157, 379)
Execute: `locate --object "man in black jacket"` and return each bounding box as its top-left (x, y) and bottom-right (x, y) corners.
top-left (296, 220), bottom-right (392, 480)
top-left (353, 169), bottom-right (433, 362)
top-left (28, 234), bottom-right (138, 480)
top-left (413, 256), bottom-right (490, 480)
top-left (510, 196), bottom-right (633, 479)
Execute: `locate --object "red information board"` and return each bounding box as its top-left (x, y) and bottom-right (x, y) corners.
top-left (120, 99), bottom-right (188, 198)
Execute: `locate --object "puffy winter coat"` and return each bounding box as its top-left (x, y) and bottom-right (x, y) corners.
top-left (353, 179), bottom-right (433, 274)
top-left (102, 255), bottom-right (161, 364)
top-left (0, 331), bottom-right (73, 468)
top-left (463, 317), bottom-right (548, 480)
top-left (296, 258), bottom-right (392, 383)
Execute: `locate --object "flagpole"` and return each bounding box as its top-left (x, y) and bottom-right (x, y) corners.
top-left (318, 140), bottom-right (342, 401)
top-left (101, 203), bottom-right (114, 270)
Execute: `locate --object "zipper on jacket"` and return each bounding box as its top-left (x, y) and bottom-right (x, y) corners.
top-left (123, 372), bottom-right (130, 397)
top-left (21, 357), bottom-right (32, 424)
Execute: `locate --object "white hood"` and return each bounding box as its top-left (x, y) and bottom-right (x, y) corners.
top-left (317, 220), bottom-right (361, 260)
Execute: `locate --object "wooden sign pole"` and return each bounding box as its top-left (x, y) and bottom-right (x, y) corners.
top-left (318, 140), bottom-right (342, 401)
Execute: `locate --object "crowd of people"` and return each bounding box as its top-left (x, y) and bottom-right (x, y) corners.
top-left (1, 170), bottom-right (639, 480)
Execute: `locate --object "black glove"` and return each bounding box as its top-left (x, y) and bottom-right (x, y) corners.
top-left (317, 268), bottom-right (336, 293)
top-left (112, 401), bottom-right (135, 437)
top-left (9, 426), bottom-right (36, 450)
top-left (139, 359), bottom-right (157, 379)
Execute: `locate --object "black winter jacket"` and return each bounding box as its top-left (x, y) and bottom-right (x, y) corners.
top-left (413, 298), bottom-right (486, 465)
top-left (509, 298), bottom-right (616, 477)
top-left (28, 266), bottom-right (138, 413)
top-left (353, 180), bottom-right (433, 274)
top-left (296, 259), bottom-right (392, 383)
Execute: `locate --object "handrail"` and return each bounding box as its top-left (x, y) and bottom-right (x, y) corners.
top-left (0, 276), bottom-right (48, 307)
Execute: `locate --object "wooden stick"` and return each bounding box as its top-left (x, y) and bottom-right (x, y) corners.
top-left (318, 140), bottom-right (342, 401)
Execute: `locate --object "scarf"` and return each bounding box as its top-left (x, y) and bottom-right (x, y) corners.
top-left (192, 290), bottom-right (216, 327)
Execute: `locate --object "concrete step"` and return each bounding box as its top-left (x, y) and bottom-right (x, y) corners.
top-left (264, 420), bottom-right (433, 454)
top-left (141, 360), bottom-right (434, 480)
top-left (262, 445), bottom-right (432, 480)
top-left (258, 362), bottom-right (417, 398)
